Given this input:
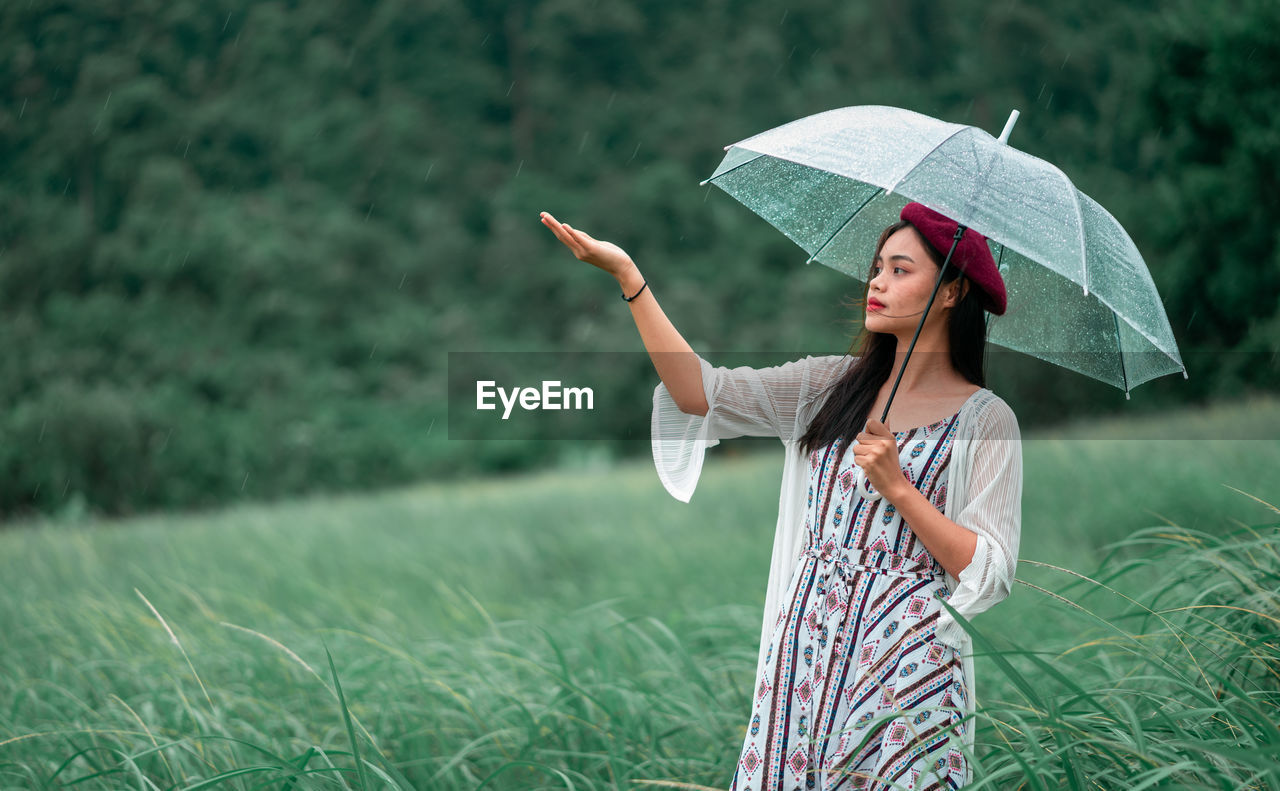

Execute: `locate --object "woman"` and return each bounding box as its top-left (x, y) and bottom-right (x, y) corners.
top-left (540, 202), bottom-right (1022, 790)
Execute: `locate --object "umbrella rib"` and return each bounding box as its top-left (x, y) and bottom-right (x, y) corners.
top-left (804, 188), bottom-right (885, 265)
top-left (1111, 310), bottom-right (1130, 399)
top-left (883, 125), bottom-right (974, 195)
top-left (697, 149), bottom-right (766, 187)
top-left (1072, 189), bottom-right (1089, 297)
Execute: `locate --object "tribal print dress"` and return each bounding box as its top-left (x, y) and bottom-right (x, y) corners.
top-left (731, 411), bottom-right (971, 790)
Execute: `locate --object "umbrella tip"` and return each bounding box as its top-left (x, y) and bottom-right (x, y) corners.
top-left (699, 179), bottom-right (709, 186)
top-left (998, 109), bottom-right (1020, 145)
top-left (1083, 284), bottom-right (1089, 297)
top-left (1182, 368), bottom-right (1189, 379)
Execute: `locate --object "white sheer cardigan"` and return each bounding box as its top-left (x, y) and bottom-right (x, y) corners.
top-left (650, 353), bottom-right (1022, 752)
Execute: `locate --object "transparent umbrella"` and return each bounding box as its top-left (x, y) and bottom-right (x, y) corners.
top-left (701, 104), bottom-right (1187, 401)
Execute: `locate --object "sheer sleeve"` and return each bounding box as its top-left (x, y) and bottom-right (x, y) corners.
top-left (651, 353), bottom-right (852, 503)
top-left (935, 395), bottom-right (1023, 648)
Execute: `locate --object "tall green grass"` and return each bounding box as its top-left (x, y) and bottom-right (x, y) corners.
top-left (1, 397), bottom-right (1278, 789)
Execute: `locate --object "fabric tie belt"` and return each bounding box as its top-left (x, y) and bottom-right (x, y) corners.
top-left (800, 544), bottom-right (947, 583)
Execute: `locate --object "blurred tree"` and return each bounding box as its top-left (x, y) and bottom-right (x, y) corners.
top-left (0, 0), bottom-right (1272, 521)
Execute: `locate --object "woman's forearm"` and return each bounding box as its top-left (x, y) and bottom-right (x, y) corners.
top-left (616, 264), bottom-right (708, 416)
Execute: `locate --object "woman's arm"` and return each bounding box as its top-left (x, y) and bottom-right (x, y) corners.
top-left (615, 263), bottom-right (708, 416)
top-left (540, 211), bottom-right (706, 415)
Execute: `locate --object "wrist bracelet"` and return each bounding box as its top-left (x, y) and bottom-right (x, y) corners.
top-left (621, 279), bottom-right (648, 302)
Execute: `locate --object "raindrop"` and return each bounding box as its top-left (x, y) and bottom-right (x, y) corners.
top-left (1045, 92), bottom-right (1054, 110)
top-left (18, 98), bottom-right (26, 119)
top-left (424, 163), bottom-right (434, 182)
top-left (1186, 309), bottom-right (1196, 330)
top-left (481, 33), bottom-right (491, 46)
top-left (506, 81), bottom-right (515, 97)
top-left (62, 478), bottom-right (70, 497)
top-left (1035, 84), bottom-right (1046, 103)
top-left (1061, 52), bottom-right (1070, 69)
top-left (579, 130), bottom-right (590, 153)
top-left (369, 343), bottom-right (378, 358)
top-left (183, 139), bottom-right (191, 158)
top-left (427, 418), bottom-right (434, 436)
top-left (626, 142), bottom-right (641, 165)
top-left (241, 472), bottom-right (250, 491)
top-left (606, 91), bottom-right (616, 110)
top-left (38, 420), bottom-right (45, 442)
top-left (33, 483), bottom-right (40, 497)
top-left (92, 90), bottom-right (111, 133)
top-left (779, 9), bottom-right (787, 23)
top-left (62, 178), bottom-right (71, 195)
top-left (399, 273), bottom-right (407, 289)
top-left (222, 11), bottom-right (232, 31)
top-left (515, 159), bottom-right (523, 177)
top-left (365, 203), bottom-right (374, 221)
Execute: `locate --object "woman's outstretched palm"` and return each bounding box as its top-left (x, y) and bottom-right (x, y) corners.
top-left (539, 211), bottom-right (635, 277)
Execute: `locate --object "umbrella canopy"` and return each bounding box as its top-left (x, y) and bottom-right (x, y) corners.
top-left (700, 104), bottom-right (1187, 397)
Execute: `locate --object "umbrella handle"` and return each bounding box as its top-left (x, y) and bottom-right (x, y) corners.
top-left (854, 465), bottom-right (884, 503)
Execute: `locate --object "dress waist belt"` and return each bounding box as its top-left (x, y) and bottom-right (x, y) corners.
top-left (800, 545), bottom-right (946, 582)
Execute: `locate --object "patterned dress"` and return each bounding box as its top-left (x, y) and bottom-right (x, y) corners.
top-left (731, 411), bottom-right (971, 791)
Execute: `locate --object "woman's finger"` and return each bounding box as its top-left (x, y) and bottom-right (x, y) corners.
top-left (543, 215), bottom-right (588, 256)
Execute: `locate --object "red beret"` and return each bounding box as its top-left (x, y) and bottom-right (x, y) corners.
top-left (900, 202), bottom-right (1007, 316)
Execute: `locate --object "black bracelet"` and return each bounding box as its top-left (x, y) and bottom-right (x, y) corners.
top-left (621, 279), bottom-right (648, 302)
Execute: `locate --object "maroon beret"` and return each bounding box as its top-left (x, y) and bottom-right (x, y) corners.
top-left (900, 202), bottom-right (1007, 316)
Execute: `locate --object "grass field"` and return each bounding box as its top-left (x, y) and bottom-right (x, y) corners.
top-left (2, 397), bottom-right (1279, 789)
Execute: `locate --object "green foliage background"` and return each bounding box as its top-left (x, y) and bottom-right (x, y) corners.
top-left (1, 0), bottom-right (1277, 521)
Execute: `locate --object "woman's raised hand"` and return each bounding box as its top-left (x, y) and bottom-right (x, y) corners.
top-left (539, 211), bottom-right (636, 278)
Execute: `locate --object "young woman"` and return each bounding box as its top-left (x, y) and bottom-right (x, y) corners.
top-left (540, 202), bottom-right (1022, 790)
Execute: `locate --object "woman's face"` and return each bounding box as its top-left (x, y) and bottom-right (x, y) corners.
top-left (864, 226), bottom-right (958, 336)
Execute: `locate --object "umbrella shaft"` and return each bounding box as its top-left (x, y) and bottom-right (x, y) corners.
top-left (879, 225), bottom-right (966, 425)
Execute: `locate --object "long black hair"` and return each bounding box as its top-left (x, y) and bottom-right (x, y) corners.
top-left (796, 219), bottom-right (990, 457)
